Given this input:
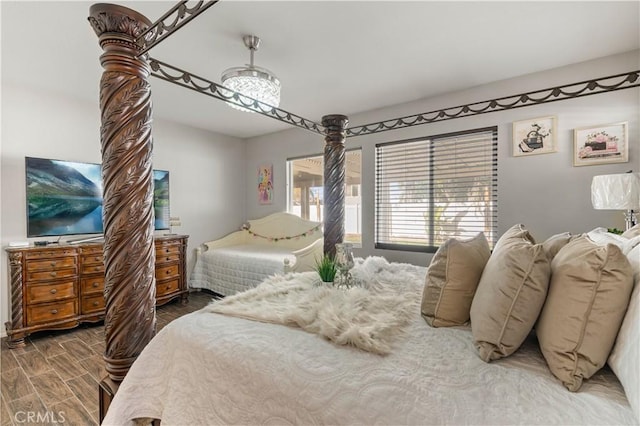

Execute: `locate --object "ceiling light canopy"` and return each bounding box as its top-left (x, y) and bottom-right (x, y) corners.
top-left (221, 35), bottom-right (281, 112)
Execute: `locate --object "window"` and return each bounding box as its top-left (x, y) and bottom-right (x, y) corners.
top-left (287, 150), bottom-right (362, 244)
top-left (375, 127), bottom-right (497, 252)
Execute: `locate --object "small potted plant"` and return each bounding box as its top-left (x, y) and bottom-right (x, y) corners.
top-left (315, 254), bottom-right (337, 285)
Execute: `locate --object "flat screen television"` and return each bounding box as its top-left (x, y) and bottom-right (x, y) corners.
top-left (25, 157), bottom-right (170, 238)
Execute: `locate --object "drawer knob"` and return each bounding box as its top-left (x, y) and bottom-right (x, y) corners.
top-left (93, 301), bottom-right (99, 307)
top-left (94, 266), bottom-right (101, 271)
top-left (50, 289), bottom-right (57, 294)
top-left (51, 262), bottom-right (57, 267)
top-left (166, 257), bottom-right (171, 262)
top-left (93, 282), bottom-right (100, 287)
top-left (166, 270), bottom-right (171, 275)
top-left (50, 309), bottom-right (58, 314)
top-left (165, 249), bottom-right (170, 253)
top-left (50, 272), bottom-right (57, 277)
top-left (95, 256), bottom-right (101, 261)
top-left (166, 285), bottom-right (171, 290)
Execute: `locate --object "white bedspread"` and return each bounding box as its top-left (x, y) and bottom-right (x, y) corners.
top-left (189, 244), bottom-right (295, 296)
top-left (104, 263), bottom-right (636, 425)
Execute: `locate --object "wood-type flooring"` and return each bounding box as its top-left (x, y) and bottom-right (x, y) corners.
top-left (1, 291), bottom-right (213, 426)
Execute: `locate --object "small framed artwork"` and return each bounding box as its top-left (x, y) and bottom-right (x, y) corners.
top-left (513, 116), bottom-right (557, 157)
top-left (258, 164), bottom-right (273, 204)
top-left (573, 122), bottom-right (628, 167)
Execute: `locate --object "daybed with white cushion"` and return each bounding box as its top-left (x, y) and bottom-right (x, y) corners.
top-left (189, 212), bottom-right (323, 296)
top-left (104, 225), bottom-right (640, 425)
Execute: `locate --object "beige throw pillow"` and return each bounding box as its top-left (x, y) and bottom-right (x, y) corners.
top-left (537, 236), bottom-right (634, 392)
top-left (541, 232), bottom-right (575, 261)
top-left (470, 224), bottom-right (551, 362)
top-left (421, 233), bottom-right (491, 327)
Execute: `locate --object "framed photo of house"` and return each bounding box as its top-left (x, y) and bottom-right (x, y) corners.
top-left (573, 122), bottom-right (628, 166)
top-left (512, 116), bottom-right (557, 157)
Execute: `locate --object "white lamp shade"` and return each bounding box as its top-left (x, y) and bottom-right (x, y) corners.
top-left (591, 173), bottom-right (640, 210)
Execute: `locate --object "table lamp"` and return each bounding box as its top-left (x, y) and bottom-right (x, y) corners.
top-left (591, 172), bottom-right (640, 230)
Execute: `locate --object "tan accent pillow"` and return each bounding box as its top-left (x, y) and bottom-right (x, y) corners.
top-left (541, 232), bottom-right (575, 261)
top-left (470, 224), bottom-right (550, 362)
top-left (536, 236), bottom-right (634, 392)
top-left (622, 223), bottom-right (640, 239)
top-left (421, 233), bottom-right (491, 327)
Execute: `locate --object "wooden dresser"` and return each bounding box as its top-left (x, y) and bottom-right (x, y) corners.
top-left (5, 235), bottom-right (188, 348)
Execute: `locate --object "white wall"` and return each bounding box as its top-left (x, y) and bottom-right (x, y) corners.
top-left (245, 50), bottom-right (640, 266)
top-left (0, 85), bottom-right (246, 334)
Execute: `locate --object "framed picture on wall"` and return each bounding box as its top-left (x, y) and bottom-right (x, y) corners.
top-left (573, 122), bottom-right (628, 166)
top-left (258, 164), bottom-right (273, 204)
top-left (512, 116), bottom-right (557, 157)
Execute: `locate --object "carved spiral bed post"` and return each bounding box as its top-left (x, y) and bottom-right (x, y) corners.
top-left (88, 3), bottom-right (156, 419)
top-left (322, 114), bottom-right (349, 257)
top-left (6, 252), bottom-right (25, 347)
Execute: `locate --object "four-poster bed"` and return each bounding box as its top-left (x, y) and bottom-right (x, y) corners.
top-left (86, 1), bottom-right (640, 423)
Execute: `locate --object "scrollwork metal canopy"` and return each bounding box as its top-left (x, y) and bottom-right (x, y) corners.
top-left (346, 71), bottom-right (640, 137)
top-left (139, 1), bottom-right (639, 138)
top-left (136, 1), bottom-right (219, 56)
top-left (149, 58), bottom-right (326, 135)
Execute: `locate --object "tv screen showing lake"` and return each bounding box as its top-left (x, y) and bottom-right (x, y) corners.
top-left (26, 157), bottom-right (170, 237)
top-left (26, 158), bottom-right (104, 237)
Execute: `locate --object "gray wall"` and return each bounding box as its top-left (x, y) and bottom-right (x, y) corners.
top-left (0, 85), bottom-right (247, 332)
top-left (245, 50), bottom-right (640, 266)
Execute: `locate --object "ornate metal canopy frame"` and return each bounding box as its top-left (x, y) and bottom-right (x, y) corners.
top-left (88, 1), bottom-right (639, 419)
top-left (149, 58), bottom-right (326, 135)
top-left (346, 71), bottom-right (640, 137)
top-left (131, 0), bottom-right (640, 140)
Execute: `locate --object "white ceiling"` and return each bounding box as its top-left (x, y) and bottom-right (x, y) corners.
top-left (2, 1), bottom-right (639, 139)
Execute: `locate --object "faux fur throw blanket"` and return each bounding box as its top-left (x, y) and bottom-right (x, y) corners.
top-left (204, 256), bottom-right (426, 355)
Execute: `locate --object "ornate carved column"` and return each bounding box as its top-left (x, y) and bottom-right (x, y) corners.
top-left (88, 4), bottom-right (156, 383)
top-left (322, 115), bottom-right (349, 257)
top-left (6, 251), bottom-right (25, 348)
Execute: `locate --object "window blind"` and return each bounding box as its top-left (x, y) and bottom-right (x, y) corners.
top-left (375, 127), bottom-right (497, 252)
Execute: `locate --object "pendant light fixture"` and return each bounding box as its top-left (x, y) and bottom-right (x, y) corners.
top-left (221, 35), bottom-right (281, 112)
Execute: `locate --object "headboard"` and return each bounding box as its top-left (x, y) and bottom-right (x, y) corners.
top-left (242, 212), bottom-right (323, 249)
top-left (202, 212), bottom-right (323, 252)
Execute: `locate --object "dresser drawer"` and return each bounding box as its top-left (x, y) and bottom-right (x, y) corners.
top-left (156, 244), bottom-right (180, 257)
top-left (80, 277), bottom-right (105, 295)
top-left (26, 256), bottom-right (76, 272)
top-left (27, 281), bottom-right (76, 304)
top-left (156, 253), bottom-right (180, 264)
top-left (156, 279), bottom-right (180, 297)
top-left (81, 294), bottom-right (105, 314)
top-left (25, 249), bottom-right (76, 260)
top-left (27, 300), bottom-right (77, 326)
top-left (28, 268), bottom-right (77, 282)
top-left (156, 264), bottom-right (179, 280)
top-left (80, 245), bottom-right (103, 255)
top-left (80, 263), bottom-right (105, 275)
top-left (80, 254), bottom-right (104, 266)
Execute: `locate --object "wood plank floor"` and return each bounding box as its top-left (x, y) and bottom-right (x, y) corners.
top-left (0, 291), bottom-right (213, 426)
